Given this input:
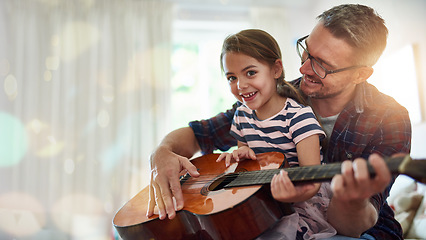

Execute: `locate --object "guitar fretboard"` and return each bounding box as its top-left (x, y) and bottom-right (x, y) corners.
top-left (224, 155), bottom-right (411, 188)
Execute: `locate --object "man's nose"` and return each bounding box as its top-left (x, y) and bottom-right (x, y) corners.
top-left (299, 58), bottom-right (313, 75)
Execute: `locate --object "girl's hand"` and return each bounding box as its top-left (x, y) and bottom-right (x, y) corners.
top-left (216, 146), bottom-right (256, 167)
top-left (271, 169), bottom-right (318, 203)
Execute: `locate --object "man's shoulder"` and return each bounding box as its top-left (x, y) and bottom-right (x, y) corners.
top-left (364, 82), bottom-right (407, 110)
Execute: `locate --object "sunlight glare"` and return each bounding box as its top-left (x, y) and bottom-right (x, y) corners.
top-left (370, 45), bottom-right (421, 123)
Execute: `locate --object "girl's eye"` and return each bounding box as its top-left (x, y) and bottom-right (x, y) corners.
top-left (227, 76), bottom-right (237, 83)
top-left (247, 71), bottom-right (256, 77)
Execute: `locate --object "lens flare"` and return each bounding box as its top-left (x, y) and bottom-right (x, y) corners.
top-left (51, 193), bottom-right (109, 239)
top-left (0, 192), bottom-right (45, 237)
top-left (0, 112), bottom-right (28, 167)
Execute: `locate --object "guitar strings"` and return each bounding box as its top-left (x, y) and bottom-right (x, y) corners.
top-left (179, 156), bottom-right (409, 188)
top-left (180, 164), bottom-right (343, 187)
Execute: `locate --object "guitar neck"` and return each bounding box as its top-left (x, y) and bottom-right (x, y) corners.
top-left (224, 155), bottom-right (425, 188)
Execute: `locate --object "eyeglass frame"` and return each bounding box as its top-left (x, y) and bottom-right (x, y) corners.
top-left (296, 35), bottom-right (367, 79)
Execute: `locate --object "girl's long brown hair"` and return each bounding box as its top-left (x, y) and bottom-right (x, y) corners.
top-left (220, 29), bottom-right (307, 106)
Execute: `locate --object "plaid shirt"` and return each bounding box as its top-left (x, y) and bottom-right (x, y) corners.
top-left (189, 78), bottom-right (412, 239)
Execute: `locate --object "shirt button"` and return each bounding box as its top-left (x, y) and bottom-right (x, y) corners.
top-left (346, 152), bottom-right (353, 160)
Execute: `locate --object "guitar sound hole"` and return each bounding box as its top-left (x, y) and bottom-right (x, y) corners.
top-left (208, 174), bottom-right (237, 191)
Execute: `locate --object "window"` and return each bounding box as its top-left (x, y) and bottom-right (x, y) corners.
top-left (369, 44), bottom-right (422, 124)
top-left (170, 7), bottom-right (251, 130)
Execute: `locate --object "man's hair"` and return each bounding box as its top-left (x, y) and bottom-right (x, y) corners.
top-left (220, 29), bottom-right (306, 105)
top-left (318, 4), bottom-right (388, 66)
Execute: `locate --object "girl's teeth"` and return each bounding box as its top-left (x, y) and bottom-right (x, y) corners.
top-left (242, 92), bottom-right (256, 97)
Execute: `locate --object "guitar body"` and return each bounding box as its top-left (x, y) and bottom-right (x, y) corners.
top-left (113, 152), bottom-right (426, 240)
top-left (113, 152), bottom-right (293, 240)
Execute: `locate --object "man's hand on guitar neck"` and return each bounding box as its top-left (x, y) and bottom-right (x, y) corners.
top-left (327, 153), bottom-right (392, 237)
top-left (147, 146), bottom-right (200, 220)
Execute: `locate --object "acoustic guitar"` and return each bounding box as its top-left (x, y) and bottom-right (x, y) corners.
top-left (113, 152), bottom-right (426, 240)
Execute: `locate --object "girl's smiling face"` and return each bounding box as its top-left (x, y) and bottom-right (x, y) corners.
top-left (222, 52), bottom-right (284, 119)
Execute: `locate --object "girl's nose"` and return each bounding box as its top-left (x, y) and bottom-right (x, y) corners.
top-left (237, 78), bottom-right (247, 90)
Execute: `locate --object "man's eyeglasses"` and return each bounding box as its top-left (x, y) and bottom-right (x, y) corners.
top-left (296, 35), bottom-right (366, 79)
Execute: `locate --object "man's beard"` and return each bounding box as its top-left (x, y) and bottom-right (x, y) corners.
top-left (306, 88), bottom-right (345, 99)
top-left (301, 75), bottom-right (346, 99)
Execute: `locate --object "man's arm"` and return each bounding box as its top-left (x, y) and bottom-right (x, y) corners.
top-left (155, 127), bottom-right (201, 159)
top-left (147, 127), bottom-right (201, 220)
top-left (146, 103), bottom-right (238, 220)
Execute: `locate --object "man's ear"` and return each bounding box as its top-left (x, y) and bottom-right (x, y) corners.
top-left (273, 59), bottom-right (284, 78)
top-left (354, 66), bottom-right (374, 84)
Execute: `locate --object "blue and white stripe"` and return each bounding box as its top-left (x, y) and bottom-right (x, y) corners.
top-left (230, 98), bottom-right (325, 166)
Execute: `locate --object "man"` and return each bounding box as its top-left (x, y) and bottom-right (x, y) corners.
top-left (147, 4), bottom-right (411, 239)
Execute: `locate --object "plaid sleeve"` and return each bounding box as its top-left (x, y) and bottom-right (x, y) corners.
top-left (366, 104), bottom-right (411, 239)
top-left (368, 104), bottom-right (412, 202)
top-left (368, 107), bottom-right (412, 157)
top-left (188, 102), bottom-right (239, 154)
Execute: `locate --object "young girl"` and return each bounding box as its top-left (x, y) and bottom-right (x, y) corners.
top-left (216, 29), bottom-right (336, 239)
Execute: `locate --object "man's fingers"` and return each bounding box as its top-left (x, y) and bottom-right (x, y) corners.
top-left (157, 168), bottom-right (181, 220)
top-left (180, 157), bottom-right (200, 177)
top-left (168, 177), bottom-right (184, 212)
top-left (151, 163), bottom-right (179, 220)
top-left (147, 170), bottom-right (156, 217)
top-left (331, 161), bottom-right (353, 200)
top-left (368, 153), bottom-right (391, 192)
top-left (164, 156), bottom-right (200, 218)
top-left (353, 158), bottom-right (369, 181)
top-left (340, 160), bottom-right (355, 188)
top-left (147, 181), bottom-right (156, 217)
top-left (352, 159), bottom-right (369, 196)
top-left (330, 174), bottom-right (344, 198)
top-left (332, 155), bottom-right (392, 201)
top-left (152, 180), bottom-right (167, 220)
top-left (156, 176), bottom-right (178, 220)
top-left (162, 194), bottom-right (176, 220)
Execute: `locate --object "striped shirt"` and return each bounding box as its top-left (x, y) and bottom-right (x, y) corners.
top-left (230, 98), bottom-right (325, 166)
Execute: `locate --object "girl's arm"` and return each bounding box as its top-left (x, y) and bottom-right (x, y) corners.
top-left (271, 134), bottom-right (321, 203)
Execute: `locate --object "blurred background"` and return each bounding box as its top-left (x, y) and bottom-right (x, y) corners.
top-left (0, 0), bottom-right (425, 239)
